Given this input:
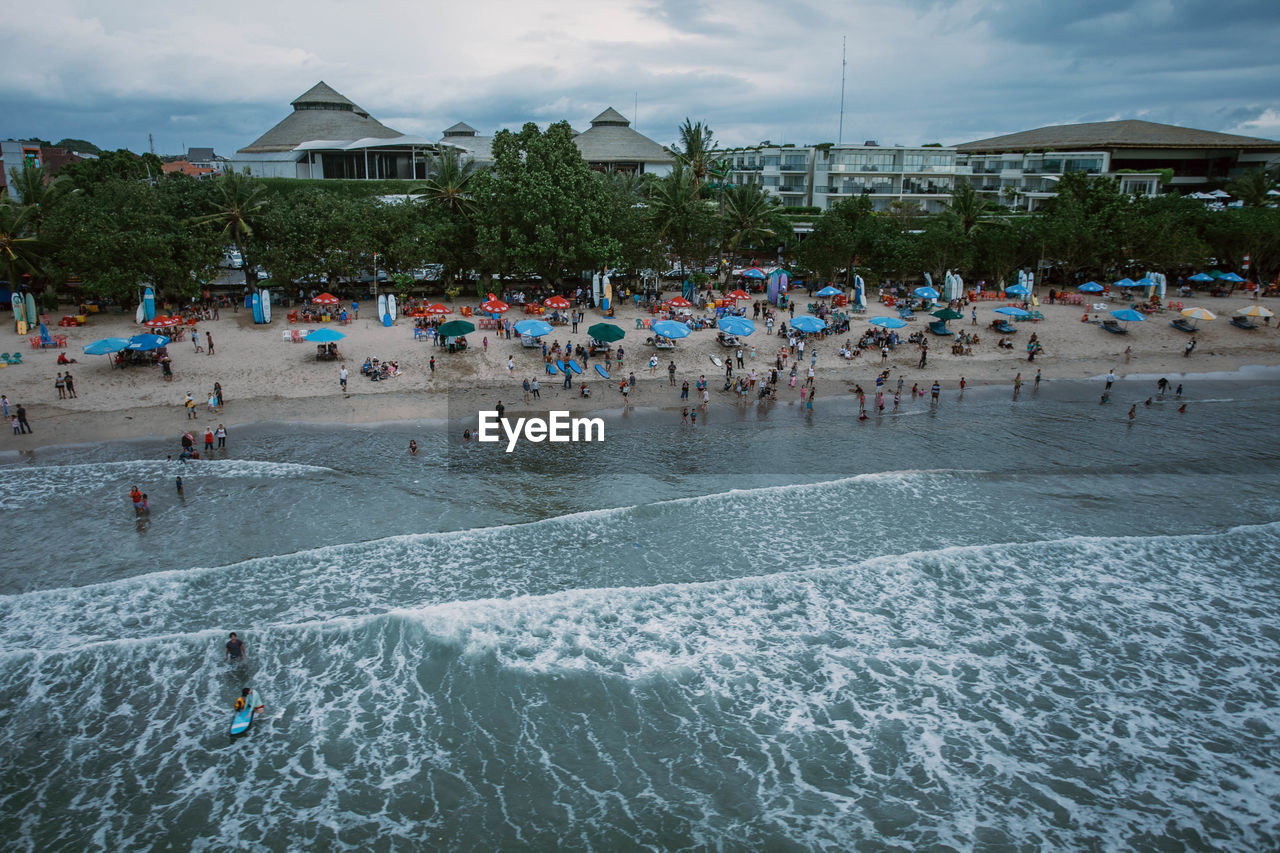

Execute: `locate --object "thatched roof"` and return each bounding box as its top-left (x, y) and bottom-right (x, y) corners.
top-left (573, 107), bottom-right (674, 164)
top-left (957, 119), bottom-right (1280, 153)
top-left (238, 82), bottom-right (401, 154)
top-left (439, 121), bottom-right (492, 161)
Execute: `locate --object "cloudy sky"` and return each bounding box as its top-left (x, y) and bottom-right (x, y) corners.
top-left (4, 0), bottom-right (1279, 156)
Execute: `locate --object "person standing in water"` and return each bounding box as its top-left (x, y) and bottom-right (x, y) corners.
top-left (225, 632), bottom-right (246, 663)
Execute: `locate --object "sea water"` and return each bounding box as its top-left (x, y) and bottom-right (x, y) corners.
top-left (0, 377), bottom-right (1277, 850)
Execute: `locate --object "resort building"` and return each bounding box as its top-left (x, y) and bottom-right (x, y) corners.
top-left (230, 82), bottom-right (450, 180)
top-left (0, 140), bottom-right (87, 200)
top-left (956, 119), bottom-right (1280, 210)
top-left (718, 143), bottom-right (959, 213)
top-left (571, 108), bottom-right (675, 176)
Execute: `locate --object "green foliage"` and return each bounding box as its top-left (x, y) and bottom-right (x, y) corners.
top-left (194, 170), bottom-right (269, 289)
top-left (54, 138), bottom-right (101, 154)
top-left (647, 162), bottom-right (719, 272)
top-left (1226, 167), bottom-right (1276, 208)
top-left (721, 183), bottom-right (791, 253)
top-left (59, 149), bottom-right (165, 192)
top-left (0, 201), bottom-right (51, 287)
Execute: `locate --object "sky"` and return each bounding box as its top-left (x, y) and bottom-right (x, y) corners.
top-left (4, 0), bottom-right (1279, 157)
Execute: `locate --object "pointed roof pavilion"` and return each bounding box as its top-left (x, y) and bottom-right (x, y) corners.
top-left (238, 82), bottom-right (401, 154)
top-left (573, 107), bottom-right (674, 168)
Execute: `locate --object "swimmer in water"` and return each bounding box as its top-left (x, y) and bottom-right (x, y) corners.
top-left (409, 440), bottom-right (418, 456)
top-left (462, 428), bottom-right (472, 443)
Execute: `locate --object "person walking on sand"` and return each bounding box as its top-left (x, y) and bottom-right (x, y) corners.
top-left (15, 404), bottom-right (31, 434)
top-left (1184, 337), bottom-right (1196, 357)
top-left (507, 357), bottom-right (515, 377)
top-left (64, 372), bottom-right (76, 398)
top-left (681, 378), bottom-right (689, 399)
top-left (55, 373), bottom-right (66, 399)
top-left (206, 331), bottom-right (215, 356)
top-left (1105, 370), bottom-right (1115, 391)
top-left (530, 378), bottom-right (540, 399)
top-left (1034, 369), bottom-right (1041, 392)
top-left (339, 366), bottom-right (348, 392)
top-left (522, 378), bottom-right (531, 402)
top-left (669, 361), bottom-right (677, 386)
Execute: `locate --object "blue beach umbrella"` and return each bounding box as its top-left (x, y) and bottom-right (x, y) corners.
top-left (868, 316), bottom-right (906, 329)
top-left (651, 319), bottom-right (691, 339)
top-left (994, 306), bottom-right (1031, 317)
top-left (1112, 277), bottom-right (1139, 288)
top-left (717, 315), bottom-right (756, 336)
top-left (83, 337), bottom-right (131, 355)
top-left (124, 334), bottom-right (171, 351)
top-left (1188, 272), bottom-right (1214, 283)
top-left (513, 319), bottom-right (553, 337)
top-left (1220, 272), bottom-right (1245, 283)
top-left (1134, 277), bottom-right (1156, 288)
top-left (913, 286), bottom-right (940, 299)
top-left (306, 328), bottom-right (346, 343)
top-left (1005, 284), bottom-right (1030, 297)
top-left (815, 285), bottom-right (842, 297)
top-left (1078, 282), bottom-right (1104, 293)
top-left (790, 315), bottom-right (827, 333)
top-left (1109, 309), bottom-right (1146, 323)
top-left (741, 267), bottom-right (767, 280)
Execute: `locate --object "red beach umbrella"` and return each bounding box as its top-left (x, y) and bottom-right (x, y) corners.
top-left (480, 293), bottom-right (510, 314)
top-left (665, 296), bottom-right (692, 308)
top-left (312, 292), bottom-right (340, 305)
top-left (544, 295), bottom-right (571, 309)
top-left (726, 289), bottom-right (750, 300)
top-left (144, 315), bottom-right (182, 328)
top-left (423, 303), bottom-right (452, 315)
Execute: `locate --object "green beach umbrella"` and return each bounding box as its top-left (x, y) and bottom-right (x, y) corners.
top-left (437, 320), bottom-right (476, 337)
top-left (931, 308), bottom-right (963, 321)
top-left (587, 322), bottom-right (625, 342)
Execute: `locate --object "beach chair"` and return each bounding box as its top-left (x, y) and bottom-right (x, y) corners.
top-left (927, 321), bottom-right (951, 336)
top-left (1170, 318), bottom-right (1195, 333)
top-left (9, 352), bottom-right (22, 364)
top-left (1230, 316), bottom-right (1257, 330)
top-left (291, 330), bottom-right (305, 343)
top-left (282, 329), bottom-right (291, 342)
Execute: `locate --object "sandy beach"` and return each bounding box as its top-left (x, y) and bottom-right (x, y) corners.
top-left (3, 293), bottom-right (1278, 451)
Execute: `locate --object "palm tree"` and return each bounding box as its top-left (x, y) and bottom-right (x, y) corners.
top-left (649, 162), bottom-right (711, 274)
top-left (412, 149), bottom-right (479, 216)
top-left (670, 118), bottom-right (722, 189)
top-left (947, 178), bottom-right (988, 236)
top-left (1226, 167), bottom-right (1276, 208)
top-left (5, 163), bottom-right (70, 231)
top-left (193, 170), bottom-right (268, 290)
top-left (721, 183), bottom-right (789, 254)
top-left (0, 201), bottom-right (50, 291)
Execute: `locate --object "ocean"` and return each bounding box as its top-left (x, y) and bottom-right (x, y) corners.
top-left (1, 375), bottom-right (1278, 850)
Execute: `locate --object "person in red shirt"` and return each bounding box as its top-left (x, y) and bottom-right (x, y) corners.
top-left (204, 428), bottom-right (214, 451)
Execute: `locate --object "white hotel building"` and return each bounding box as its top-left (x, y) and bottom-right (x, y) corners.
top-left (718, 143), bottom-right (960, 213)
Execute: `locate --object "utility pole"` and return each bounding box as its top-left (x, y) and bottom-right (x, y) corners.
top-left (149, 133), bottom-right (155, 156)
top-left (838, 36), bottom-right (847, 146)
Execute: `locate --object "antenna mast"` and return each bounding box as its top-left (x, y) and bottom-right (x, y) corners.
top-left (838, 36), bottom-right (847, 146)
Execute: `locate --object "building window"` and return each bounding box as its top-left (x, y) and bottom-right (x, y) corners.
top-left (782, 155), bottom-right (807, 168)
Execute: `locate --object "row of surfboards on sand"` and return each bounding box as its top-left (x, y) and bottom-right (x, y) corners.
top-left (543, 359), bottom-right (612, 380)
top-left (10, 292), bottom-right (39, 335)
top-left (377, 293), bottom-right (397, 327)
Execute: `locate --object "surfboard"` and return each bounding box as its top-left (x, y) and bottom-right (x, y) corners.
top-left (135, 302), bottom-right (145, 324)
top-left (251, 291), bottom-right (262, 324)
top-left (555, 359), bottom-right (566, 373)
top-left (11, 293), bottom-right (23, 332)
top-left (546, 362), bottom-right (557, 375)
top-left (389, 295), bottom-right (397, 322)
top-left (567, 360), bottom-right (582, 375)
top-left (377, 293), bottom-right (388, 323)
top-left (594, 364), bottom-right (610, 379)
top-left (143, 287), bottom-right (156, 322)
top-left (229, 688), bottom-right (266, 736)
top-left (709, 355), bottom-right (724, 367)
top-left (25, 293), bottom-right (38, 326)
top-left (260, 289), bottom-right (271, 323)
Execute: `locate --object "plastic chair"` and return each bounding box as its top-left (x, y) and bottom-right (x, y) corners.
top-left (282, 329), bottom-right (291, 342)
top-left (635, 319), bottom-right (644, 329)
top-left (9, 353), bottom-right (22, 364)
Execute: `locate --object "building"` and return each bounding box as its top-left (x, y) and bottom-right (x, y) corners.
top-left (0, 140), bottom-right (86, 200)
top-left (719, 142), bottom-right (959, 213)
top-left (162, 149), bottom-right (223, 178)
top-left (439, 122), bottom-right (493, 163)
top-left (571, 108), bottom-right (674, 176)
top-left (230, 82), bottom-right (450, 179)
top-left (956, 119), bottom-right (1280, 210)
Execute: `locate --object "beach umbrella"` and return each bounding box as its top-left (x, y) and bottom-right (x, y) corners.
top-left (1236, 305), bottom-right (1274, 318)
top-left (587, 322), bottom-right (625, 342)
top-left (1109, 309), bottom-right (1146, 323)
top-left (144, 315), bottom-right (182, 329)
top-left (306, 328), bottom-right (346, 343)
top-left (1112, 277), bottom-right (1139, 288)
top-left (726, 289), bottom-right (750, 300)
top-left (514, 319), bottom-right (553, 337)
top-left (423, 303), bottom-right (451, 315)
top-left (437, 320), bottom-right (476, 337)
top-left (741, 267), bottom-right (767, 280)
top-left (1181, 307), bottom-right (1216, 321)
top-left (1134, 277), bottom-right (1156, 289)
top-left (913, 286), bottom-right (940, 299)
top-left (312, 292), bottom-right (340, 305)
top-left (651, 319), bottom-right (691, 339)
top-left (83, 337), bottom-right (131, 355)
top-left (790, 315), bottom-right (827, 333)
top-left (1220, 272), bottom-right (1245, 283)
top-left (543, 295), bottom-right (571, 309)
top-left (1188, 272), bottom-right (1214, 283)
top-left (931, 308), bottom-right (963, 321)
top-left (1078, 282), bottom-right (1104, 293)
top-left (868, 316), bottom-right (905, 329)
top-left (664, 296), bottom-right (693, 308)
top-left (717, 316), bottom-right (755, 336)
top-left (124, 334), bottom-right (171, 351)
top-left (994, 306), bottom-right (1031, 317)
top-left (815, 285), bottom-right (842, 297)
top-left (1005, 284), bottom-right (1030, 297)
top-left (480, 294), bottom-right (509, 314)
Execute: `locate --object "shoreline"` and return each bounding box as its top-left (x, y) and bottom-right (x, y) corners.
top-left (2, 298), bottom-right (1278, 454)
top-left (4, 363), bottom-right (1279, 457)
